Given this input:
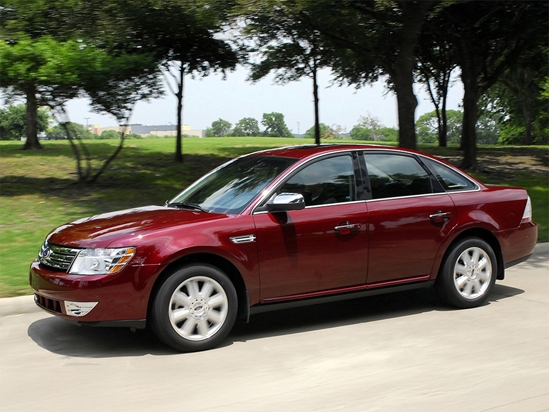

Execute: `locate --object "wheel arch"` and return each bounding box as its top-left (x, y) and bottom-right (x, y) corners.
top-left (147, 253), bottom-right (250, 324)
top-left (439, 228), bottom-right (504, 280)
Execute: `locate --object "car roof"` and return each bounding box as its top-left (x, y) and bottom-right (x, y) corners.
top-left (250, 144), bottom-right (425, 160)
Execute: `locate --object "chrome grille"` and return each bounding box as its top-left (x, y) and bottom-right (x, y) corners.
top-left (38, 242), bottom-right (80, 271)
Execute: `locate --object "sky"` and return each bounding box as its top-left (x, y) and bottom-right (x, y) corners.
top-left (65, 66), bottom-right (464, 134)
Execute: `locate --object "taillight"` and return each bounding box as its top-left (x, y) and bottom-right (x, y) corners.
top-left (521, 196), bottom-right (532, 224)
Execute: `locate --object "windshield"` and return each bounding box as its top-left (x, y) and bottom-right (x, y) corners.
top-left (168, 155), bottom-right (297, 214)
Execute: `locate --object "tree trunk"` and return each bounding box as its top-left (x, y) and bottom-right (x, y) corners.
top-left (392, 1), bottom-right (433, 149)
top-left (460, 73), bottom-right (479, 170)
top-left (439, 99), bottom-right (448, 147)
top-left (519, 69), bottom-right (535, 145)
top-left (312, 61), bottom-right (320, 146)
top-left (438, 69), bottom-right (452, 147)
top-left (23, 84), bottom-right (43, 150)
top-left (522, 108), bottom-right (533, 145)
top-left (458, 37), bottom-right (479, 170)
top-left (175, 67), bottom-right (184, 163)
top-left (394, 75), bottom-right (418, 149)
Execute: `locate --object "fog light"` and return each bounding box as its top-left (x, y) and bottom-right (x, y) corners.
top-left (64, 301), bottom-right (98, 317)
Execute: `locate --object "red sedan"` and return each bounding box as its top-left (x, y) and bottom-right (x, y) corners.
top-left (30, 145), bottom-right (537, 351)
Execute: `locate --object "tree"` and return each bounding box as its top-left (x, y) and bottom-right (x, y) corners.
top-left (304, 123), bottom-right (331, 139)
top-left (239, 1), bottom-right (333, 145)
top-left (121, 0), bottom-right (238, 162)
top-left (295, 0), bottom-right (438, 149)
top-left (206, 118), bottom-right (232, 137)
top-left (0, 104), bottom-right (49, 140)
top-left (46, 122), bottom-right (92, 140)
top-left (480, 50), bottom-right (548, 146)
top-left (439, 1), bottom-right (548, 168)
top-left (261, 112), bottom-right (292, 137)
top-left (0, 36), bottom-right (86, 149)
top-left (416, 109), bottom-right (500, 145)
top-left (416, 20), bottom-right (458, 147)
top-left (0, 0), bottom-right (159, 159)
top-left (349, 114), bottom-right (385, 141)
top-left (232, 117), bottom-right (260, 136)
top-left (416, 110), bottom-right (463, 145)
top-left (98, 130), bottom-right (122, 140)
top-left (1, 0), bottom-right (162, 182)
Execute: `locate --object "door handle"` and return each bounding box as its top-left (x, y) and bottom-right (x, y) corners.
top-left (430, 211), bottom-right (452, 223)
top-left (334, 223), bottom-right (361, 235)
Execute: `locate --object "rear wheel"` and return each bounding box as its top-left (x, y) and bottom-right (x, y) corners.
top-left (150, 264), bottom-right (237, 352)
top-left (435, 238), bottom-right (497, 309)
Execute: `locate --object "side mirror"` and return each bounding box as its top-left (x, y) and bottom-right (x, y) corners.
top-left (267, 193), bottom-right (305, 212)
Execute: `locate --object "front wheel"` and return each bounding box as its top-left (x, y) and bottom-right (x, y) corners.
top-left (150, 264), bottom-right (237, 352)
top-left (435, 238), bottom-right (497, 309)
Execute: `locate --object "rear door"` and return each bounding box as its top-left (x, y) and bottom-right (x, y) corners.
top-left (362, 152), bottom-right (455, 285)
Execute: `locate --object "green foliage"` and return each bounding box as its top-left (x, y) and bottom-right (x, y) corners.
top-left (304, 123), bottom-right (331, 139)
top-left (78, 49), bottom-right (162, 122)
top-left (0, 35), bottom-right (82, 103)
top-left (475, 115), bottom-right (501, 145)
top-left (262, 112), bottom-right (293, 137)
top-left (481, 59), bottom-right (548, 146)
top-left (377, 127), bottom-right (398, 143)
top-left (416, 110), bottom-right (501, 145)
top-left (0, 0), bottom-right (162, 154)
top-left (232, 117), bottom-right (260, 137)
top-left (416, 110), bottom-right (463, 145)
top-left (350, 114), bottom-right (397, 142)
top-left (239, 0), bottom-right (332, 82)
top-left (0, 104), bottom-right (50, 140)
top-left (206, 118), bottom-right (232, 137)
top-left (98, 130), bottom-right (122, 140)
top-left (46, 122), bottom-right (91, 140)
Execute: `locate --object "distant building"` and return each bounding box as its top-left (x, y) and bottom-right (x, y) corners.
top-left (96, 124), bottom-right (204, 138)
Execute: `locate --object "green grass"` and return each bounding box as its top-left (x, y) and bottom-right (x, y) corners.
top-left (1, 137), bottom-right (547, 297)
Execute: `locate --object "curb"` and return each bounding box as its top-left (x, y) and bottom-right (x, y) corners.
top-left (0, 294), bottom-right (40, 318)
top-left (1, 243), bottom-right (547, 319)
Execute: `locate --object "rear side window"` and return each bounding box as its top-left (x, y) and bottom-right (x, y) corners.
top-left (422, 158), bottom-right (478, 192)
top-left (364, 154), bottom-right (433, 199)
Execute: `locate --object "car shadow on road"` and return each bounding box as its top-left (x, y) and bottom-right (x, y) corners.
top-left (27, 283), bottom-right (523, 358)
top-left (228, 283), bottom-right (524, 343)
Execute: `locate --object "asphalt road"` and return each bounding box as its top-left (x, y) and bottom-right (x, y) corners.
top-left (1, 243), bottom-right (548, 412)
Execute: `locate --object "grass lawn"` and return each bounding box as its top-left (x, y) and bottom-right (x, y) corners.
top-left (1, 137), bottom-right (547, 297)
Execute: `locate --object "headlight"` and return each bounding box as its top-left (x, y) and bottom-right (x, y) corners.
top-left (69, 247), bottom-right (136, 275)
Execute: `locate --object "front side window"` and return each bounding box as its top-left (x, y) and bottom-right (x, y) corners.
top-left (169, 156), bottom-right (297, 214)
top-left (279, 156), bottom-right (356, 206)
top-left (364, 153), bottom-right (433, 199)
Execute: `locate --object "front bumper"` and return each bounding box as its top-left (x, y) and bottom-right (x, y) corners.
top-left (29, 260), bottom-right (162, 325)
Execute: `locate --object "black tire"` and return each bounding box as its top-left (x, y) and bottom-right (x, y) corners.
top-left (150, 264), bottom-right (237, 352)
top-left (435, 237), bottom-right (497, 309)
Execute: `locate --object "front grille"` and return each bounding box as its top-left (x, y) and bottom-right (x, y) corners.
top-left (38, 242), bottom-right (80, 272)
top-left (35, 294), bottom-right (63, 314)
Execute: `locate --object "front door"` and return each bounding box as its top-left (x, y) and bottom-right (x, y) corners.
top-left (253, 155), bottom-right (369, 302)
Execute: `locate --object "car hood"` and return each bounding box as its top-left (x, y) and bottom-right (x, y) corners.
top-left (46, 205), bottom-right (228, 248)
